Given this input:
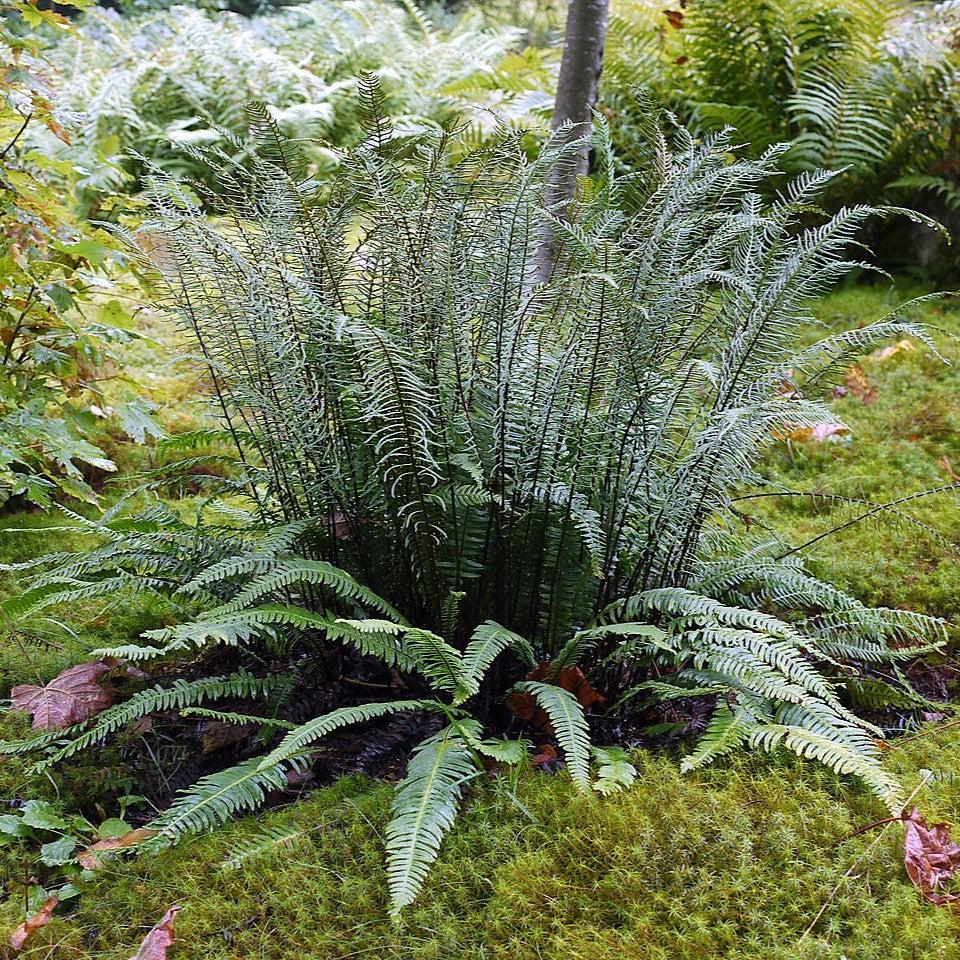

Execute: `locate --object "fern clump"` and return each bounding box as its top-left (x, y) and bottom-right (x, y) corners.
top-left (49, 0), bottom-right (543, 203)
top-left (5, 96), bottom-right (953, 911)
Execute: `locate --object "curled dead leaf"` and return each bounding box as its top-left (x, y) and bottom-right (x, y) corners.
top-left (11, 895), bottom-right (59, 952)
top-left (783, 422), bottom-right (850, 444)
top-left (506, 664), bottom-right (604, 736)
top-left (76, 827), bottom-right (159, 871)
top-left (904, 807), bottom-right (960, 906)
top-left (11, 661), bottom-right (114, 730)
top-left (130, 905), bottom-right (180, 960)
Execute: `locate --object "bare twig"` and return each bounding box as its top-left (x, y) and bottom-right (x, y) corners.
top-left (801, 773), bottom-right (931, 941)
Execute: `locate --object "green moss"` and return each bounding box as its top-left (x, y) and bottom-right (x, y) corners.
top-left (753, 282), bottom-right (960, 622)
top-left (1, 734), bottom-right (959, 959)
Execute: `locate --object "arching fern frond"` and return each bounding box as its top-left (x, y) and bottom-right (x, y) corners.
top-left (385, 723), bottom-right (479, 914)
top-left (514, 681), bottom-right (591, 790)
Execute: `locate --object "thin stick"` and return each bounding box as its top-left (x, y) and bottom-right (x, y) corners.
top-left (886, 716), bottom-right (960, 752)
top-left (800, 774), bottom-right (930, 942)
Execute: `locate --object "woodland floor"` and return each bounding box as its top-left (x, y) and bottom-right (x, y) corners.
top-left (2, 281), bottom-right (960, 959)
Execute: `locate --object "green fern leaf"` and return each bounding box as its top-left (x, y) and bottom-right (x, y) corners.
top-left (385, 723), bottom-right (478, 914)
top-left (514, 681), bottom-right (592, 790)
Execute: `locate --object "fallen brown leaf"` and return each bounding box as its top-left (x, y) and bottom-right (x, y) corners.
top-left (784, 422), bottom-right (850, 444)
top-left (201, 720), bottom-right (255, 754)
top-left (664, 8), bottom-right (684, 27)
top-left (11, 661), bottom-right (114, 730)
top-left (904, 807), bottom-right (960, 906)
top-left (76, 827), bottom-right (158, 871)
top-left (871, 338), bottom-right (915, 362)
top-left (776, 368), bottom-right (802, 400)
top-left (11, 895), bottom-right (59, 952)
top-left (842, 364), bottom-right (877, 405)
top-left (532, 743), bottom-right (558, 769)
top-left (130, 905), bottom-right (180, 960)
top-left (506, 664), bottom-right (604, 736)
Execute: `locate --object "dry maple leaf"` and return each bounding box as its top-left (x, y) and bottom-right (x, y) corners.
top-left (11, 661), bottom-right (114, 730)
top-left (76, 827), bottom-right (159, 871)
top-left (11, 895), bottom-right (59, 952)
top-left (130, 905), bottom-right (181, 960)
top-left (903, 807), bottom-right (960, 906)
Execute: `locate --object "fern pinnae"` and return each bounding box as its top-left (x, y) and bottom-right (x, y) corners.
top-left (148, 755), bottom-right (304, 843)
top-left (257, 700), bottom-right (433, 771)
top-left (385, 723), bottom-right (479, 914)
top-left (515, 681), bottom-right (592, 790)
top-left (460, 621), bottom-right (534, 698)
top-left (33, 673), bottom-right (277, 769)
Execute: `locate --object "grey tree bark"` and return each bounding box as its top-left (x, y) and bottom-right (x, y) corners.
top-left (550, 0), bottom-right (610, 202)
top-left (535, 0), bottom-right (610, 282)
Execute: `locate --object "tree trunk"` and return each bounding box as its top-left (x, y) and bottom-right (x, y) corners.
top-left (535, 0), bottom-right (610, 282)
top-left (551, 0), bottom-right (610, 202)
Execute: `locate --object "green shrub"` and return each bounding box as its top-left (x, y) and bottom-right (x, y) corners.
top-left (0, 2), bottom-right (162, 508)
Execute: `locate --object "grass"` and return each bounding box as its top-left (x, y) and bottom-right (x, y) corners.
top-left (1, 279), bottom-right (959, 957)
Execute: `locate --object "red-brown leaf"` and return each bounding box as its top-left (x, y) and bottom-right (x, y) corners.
top-left (11, 661), bottom-right (114, 730)
top-left (11, 895), bottom-right (59, 952)
top-left (840, 364), bottom-right (877, 405)
top-left (130, 906), bottom-right (180, 960)
top-left (506, 664), bottom-right (604, 736)
top-left (76, 828), bottom-right (159, 871)
top-left (532, 743), bottom-right (558, 768)
top-left (664, 8), bottom-right (684, 27)
top-left (904, 807), bottom-right (960, 905)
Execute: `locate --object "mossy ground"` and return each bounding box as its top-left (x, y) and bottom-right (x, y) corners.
top-left (4, 737), bottom-right (960, 959)
top-left (2, 281), bottom-right (960, 958)
top-left (750, 281), bottom-right (960, 622)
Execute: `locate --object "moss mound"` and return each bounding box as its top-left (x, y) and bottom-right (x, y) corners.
top-left (0, 728), bottom-right (958, 959)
